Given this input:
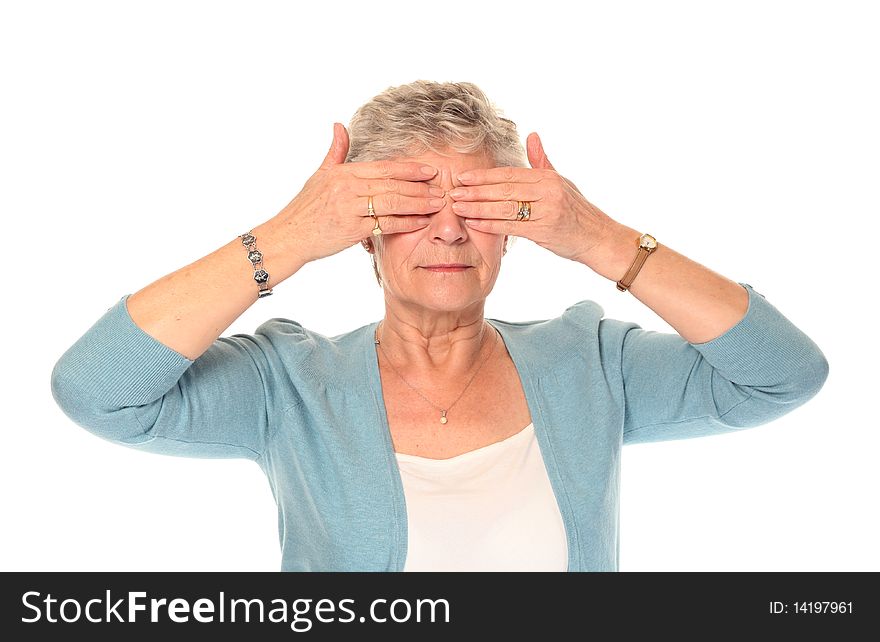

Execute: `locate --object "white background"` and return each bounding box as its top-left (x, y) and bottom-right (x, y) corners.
top-left (1, 0), bottom-right (876, 571)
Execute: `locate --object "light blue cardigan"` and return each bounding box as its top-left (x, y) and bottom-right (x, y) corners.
top-left (51, 283), bottom-right (828, 571)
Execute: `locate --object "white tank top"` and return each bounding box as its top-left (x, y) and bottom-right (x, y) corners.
top-left (395, 422), bottom-right (569, 571)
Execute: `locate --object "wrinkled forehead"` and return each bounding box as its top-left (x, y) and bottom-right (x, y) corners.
top-left (397, 148), bottom-right (494, 189)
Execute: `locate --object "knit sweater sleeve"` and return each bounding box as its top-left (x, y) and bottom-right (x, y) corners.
top-left (50, 296), bottom-right (284, 460)
top-left (602, 283), bottom-right (829, 444)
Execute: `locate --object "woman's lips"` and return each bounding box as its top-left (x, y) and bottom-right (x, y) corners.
top-left (421, 264), bottom-right (472, 272)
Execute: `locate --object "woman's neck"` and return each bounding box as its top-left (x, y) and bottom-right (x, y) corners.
top-left (376, 304), bottom-right (495, 374)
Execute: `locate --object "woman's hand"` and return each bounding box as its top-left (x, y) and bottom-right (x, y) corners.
top-left (270, 123), bottom-right (445, 264)
top-left (447, 132), bottom-right (624, 270)
top-left (125, 123), bottom-right (445, 360)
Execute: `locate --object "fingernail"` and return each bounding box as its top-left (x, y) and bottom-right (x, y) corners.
top-left (430, 198), bottom-right (447, 208)
top-left (429, 187), bottom-right (445, 197)
top-left (457, 172), bottom-right (474, 182)
top-left (465, 218), bottom-right (479, 226)
top-left (421, 165), bottom-right (438, 176)
top-left (452, 202), bottom-right (467, 213)
top-left (448, 188), bottom-right (465, 199)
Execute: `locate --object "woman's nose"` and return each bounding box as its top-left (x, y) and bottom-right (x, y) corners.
top-left (427, 193), bottom-right (468, 242)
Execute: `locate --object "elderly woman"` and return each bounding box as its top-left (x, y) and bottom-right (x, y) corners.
top-left (51, 80), bottom-right (828, 572)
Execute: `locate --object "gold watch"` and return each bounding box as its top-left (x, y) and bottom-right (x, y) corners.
top-left (616, 233), bottom-right (658, 292)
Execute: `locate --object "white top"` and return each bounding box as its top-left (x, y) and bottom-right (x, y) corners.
top-left (395, 422), bottom-right (568, 571)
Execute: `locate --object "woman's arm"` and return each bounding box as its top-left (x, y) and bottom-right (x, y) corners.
top-left (51, 124), bottom-right (443, 456)
top-left (593, 282), bottom-right (829, 444)
top-left (126, 123), bottom-right (442, 360)
top-left (451, 132), bottom-right (827, 439)
top-left (126, 218), bottom-right (308, 360)
top-left (585, 225), bottom-right (829, 442)
top-left (584, 221), bottom-right (750, 344)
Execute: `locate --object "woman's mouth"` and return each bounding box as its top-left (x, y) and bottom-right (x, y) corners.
top-left (421, 264), bottom-right (472, 272)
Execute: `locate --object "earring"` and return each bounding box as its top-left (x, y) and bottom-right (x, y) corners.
top-left (371, 254), bottom-right (382, 286)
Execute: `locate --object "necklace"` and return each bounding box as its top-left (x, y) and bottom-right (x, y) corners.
top-left (374, 321), bottom-right (499, 425)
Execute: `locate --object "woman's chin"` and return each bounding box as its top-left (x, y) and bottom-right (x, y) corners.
top-left (408, 289), bottom-right (485, 311)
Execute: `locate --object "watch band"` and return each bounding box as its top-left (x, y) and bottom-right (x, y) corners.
top-left (616, 234), bottom-right (657, 292)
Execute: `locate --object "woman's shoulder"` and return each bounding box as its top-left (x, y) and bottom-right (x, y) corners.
top-left (233, 316), bottom-right (373, 369)
top-left (488, 299), bottom-right (607, 334)
top-left (209, 317), bottom-right (375, 388)
top-left (248, 316), bottom-right (373, 351)
top-left (487, 298), bottom-right (644, 366)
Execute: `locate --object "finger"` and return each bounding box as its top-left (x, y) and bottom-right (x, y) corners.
top-left (462, 217), bottom-right (523, 235)
top-left (367, 215), bottom-right (432, 236)
top-left (527, 132), bottom-right (555, 171)
top-left (447, 183), bottom-right (544, 203)
top-left (365, 193), bottom-right (447, 216)
top-left (455, 166), bottom-right (543, 186)
top-left (360, 178), bottom-right (447, 199)
top-left (451, 200), bottom-right (532, 220)
top-left (320, 123), bottom-right (349, 169)
top-left (350, 159), bottom-right (438, 181)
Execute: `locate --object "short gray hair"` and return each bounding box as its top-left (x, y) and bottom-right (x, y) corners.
top-left (345, 80), bottom-right (527, 167)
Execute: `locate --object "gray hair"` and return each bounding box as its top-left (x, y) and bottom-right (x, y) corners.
top-left (348, 80), bottom-right (524, 286)
top-left (345, 80), bottom-right (528, 167)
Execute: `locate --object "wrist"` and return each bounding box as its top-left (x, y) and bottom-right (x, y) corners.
top-left (580, 222), bottom-right (643, 282)
top-left (249, 218), bottom-right (310, 285)
top-left (238, 231), bottom-right (274, 298)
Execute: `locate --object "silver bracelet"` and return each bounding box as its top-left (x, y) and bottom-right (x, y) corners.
top-left (239, 232), bottom-right (273, 298)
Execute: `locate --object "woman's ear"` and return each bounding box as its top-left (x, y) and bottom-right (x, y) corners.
top-left (361, 238), bottom-right (374, 253)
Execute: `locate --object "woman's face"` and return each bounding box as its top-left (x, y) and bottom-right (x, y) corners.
top-left (371, 149), bottom-right (508, 315)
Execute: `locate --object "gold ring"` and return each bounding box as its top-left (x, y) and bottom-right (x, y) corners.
top-left (368, 196), bottom-right (382, 236)
top-left (516, 201), bottom-right (531, 221)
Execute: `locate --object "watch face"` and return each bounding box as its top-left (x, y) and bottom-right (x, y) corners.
top-left (639, 234), bottom-right (657, 250)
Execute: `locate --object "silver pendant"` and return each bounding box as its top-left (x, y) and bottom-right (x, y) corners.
top-left (440, 410), bottom-right (448, 424)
